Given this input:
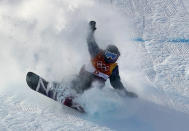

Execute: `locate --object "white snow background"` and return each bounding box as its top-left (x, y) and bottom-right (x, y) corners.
top-left (0, 0), bottom-right (189, 131)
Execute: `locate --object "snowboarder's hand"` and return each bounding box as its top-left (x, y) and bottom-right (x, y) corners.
top-left (124, 90), bottom-right (138, 98)
top-left (89, 21), bottom-right (96, 31)
top-left (117, 88), bottom-right (138, 98)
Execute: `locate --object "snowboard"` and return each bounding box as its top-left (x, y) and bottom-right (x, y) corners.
top-left (26, 72), bottom-right (85, 113)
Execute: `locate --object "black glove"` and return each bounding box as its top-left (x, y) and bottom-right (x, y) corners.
top-left (89, 21), bottom-right (96, 31)
top-left (117, 88), bottom-right (138, 98)
top-left (124, 90), bottom-right (138, 98)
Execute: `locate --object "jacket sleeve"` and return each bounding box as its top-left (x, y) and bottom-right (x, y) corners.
top-left (87, 29), bottom-right (100, 58)
top-left (109, 66), bottom-right (125, 90)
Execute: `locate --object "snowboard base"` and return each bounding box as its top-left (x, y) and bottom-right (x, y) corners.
top-left (26, 72), bottom-right (85, 113)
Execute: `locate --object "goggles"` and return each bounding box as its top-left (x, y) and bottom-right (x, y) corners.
top-left (105, 50), bottom-right (119, 61)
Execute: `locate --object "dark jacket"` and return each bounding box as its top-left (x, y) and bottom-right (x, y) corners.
top-left (85, 29), bottom-right (125, 90)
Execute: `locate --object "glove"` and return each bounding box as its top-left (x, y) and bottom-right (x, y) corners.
top-left (124, 90), bottom-right (138, 98)
top-left (89, 21), bottom-right (96, 31)
top-left (117, 88), bottom-right (138, 98)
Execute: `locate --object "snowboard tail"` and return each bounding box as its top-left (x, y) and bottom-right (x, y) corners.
top-left (26, 72), bottom-right (57, 100)
top-left (26, 72), bottom-right (85, 113)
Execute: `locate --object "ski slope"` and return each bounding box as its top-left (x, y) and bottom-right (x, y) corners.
top-left (0, 0), bottom-right (189, 131)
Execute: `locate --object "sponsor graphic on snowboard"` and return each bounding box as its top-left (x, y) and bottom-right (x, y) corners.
top-left (26, 72), bottom-right (85, 113)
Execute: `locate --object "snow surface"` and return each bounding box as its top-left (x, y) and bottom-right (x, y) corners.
top-left (0, 0), bottom-right (189, 131)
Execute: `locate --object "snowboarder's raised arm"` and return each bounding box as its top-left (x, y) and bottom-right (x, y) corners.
top-left (110, 66), bottom-right (138, 97)
top-left (87, 21), bottom-right (100, 58)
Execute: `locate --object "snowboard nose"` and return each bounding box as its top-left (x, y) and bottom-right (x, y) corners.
top-left (26, 72), bottom-right (39, 89)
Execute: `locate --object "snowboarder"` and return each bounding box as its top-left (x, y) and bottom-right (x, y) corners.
top-left (26, 21), bottom-right (137, 113)
top-left (69, 21), bottom-right (137, 97)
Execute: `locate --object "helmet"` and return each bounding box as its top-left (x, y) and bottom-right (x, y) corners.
top-left (106, 45), bottom-right (120, 56)
top-left (104, 44), bottom-right (120, 63)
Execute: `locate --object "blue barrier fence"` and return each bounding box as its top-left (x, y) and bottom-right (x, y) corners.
top-left (134, 38), bottom-right (189, 43)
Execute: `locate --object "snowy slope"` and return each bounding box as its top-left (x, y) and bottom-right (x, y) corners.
top-left (0, 91), bottom-right (111, 131)
top-left (0, 0), bottom-right (189, 131)
top-left (1, 88), bottom-right (189, 131)
top-left (111, 0), bottom-right (189, 113)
